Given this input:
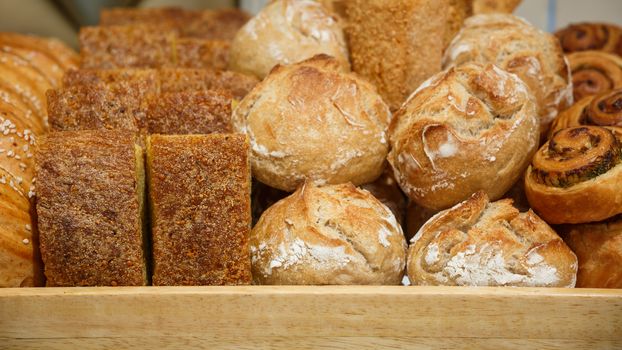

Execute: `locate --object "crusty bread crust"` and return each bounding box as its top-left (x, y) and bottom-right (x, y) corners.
top-left (388, 63), bottom-right (539, 211)
top-left (443, 14), bottom-right (572, 135)
top-left (36, 130), bottom-right (146, 286)
top-left (232, 54), bottom-right (391, 191)
top-left (251, 182), bottom-right (407, 285)
top-left (229, 0), bottom-right (349, 79)
top-left (407, 191), bottom-right (577, 287)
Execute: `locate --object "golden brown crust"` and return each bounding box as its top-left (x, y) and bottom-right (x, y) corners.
top-left (232, 55), bottom-right (391, 191)
top-left (172, 38), bottom-right (229, 70)
top-left (147, 134), bottom-right (251, 286)
top-left (156, 68), bottom-right (258, 100)
top-left (567, 51), bottom-right (622, 101)
top-left (555, 22), bottom-right (622, 56)
top-left (550, 89), bottom-right (622, 136)
top-left (525, 126), bottom-right (622, 224)
top-left (229, 0), bottom-right (349, 79)
top-left (443, 14), bottom-right (573, 135)
top-left (344, 0), bottom-right (448, 111)
top-left (0, 168), bottom-right (42, 287)
top-left (100, 7), bottom-right (250, 41)
top-left (251, 182), bottom-right (407, 285)
top-left (1, 46), bottom-right (63, 87)
top-left (388, 63), bottom-right (539, 211)
top-left (146, 90), bottom-right (232, 135)
top-left (407, 191), bottom-right (577, 287)
top-left (79, 25), bottom-right (177, 69)
top-left (36, 130), bottom-right (146, 286)
top-left (559, 218), bottom-right (622, 288)
top-left (47, 77), bottom-right (158, 133)
top-left (0, 32), bottom-right (79, 71)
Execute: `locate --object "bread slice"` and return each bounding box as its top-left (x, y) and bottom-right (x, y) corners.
top-left (146, 90), bottom-right (232, 135)
top-left (36, 130), bottom-right (147, 286)
top-left (147, 134), bottom-right (251, 285)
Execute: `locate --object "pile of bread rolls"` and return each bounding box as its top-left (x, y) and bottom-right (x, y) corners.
top-left (1, 0), bottom-right (621, 290)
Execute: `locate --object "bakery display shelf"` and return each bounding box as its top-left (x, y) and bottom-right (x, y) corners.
top-left (1, 286), bottom-right (621, 349)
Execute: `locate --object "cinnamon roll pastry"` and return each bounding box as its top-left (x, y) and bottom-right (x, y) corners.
top-left (549, 88), bottom-right (622, 136)
top-left (443, 14), bottom-right (573, 136)
top-left (555, 22), bottom-right (622, 56)
top-left (388, 63), bottom-right (539, 211)
top-left (567, 51), bottom-right (622, 101)
top-left (559, 217), bottom-right (622, 288)
top-left (407, 191), bottom-right (577, 287)
top-left (525, 125), bottom-right (622, 224)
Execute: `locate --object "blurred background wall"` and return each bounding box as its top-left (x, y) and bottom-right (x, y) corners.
top-left (1, 0), bottom-right (621, 48)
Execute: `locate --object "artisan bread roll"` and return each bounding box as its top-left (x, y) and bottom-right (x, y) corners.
top-left (232, 55), bottom-right (391, 191)
top-left (555, 22), bottom-right (622, 56)
top-left (559, 218), bottom-right (622, 288)
top-left (388, 63), bottom-right (539, 211)
top-left (525, 125), bottom-right (622, 224)
top-left (567, 51), bottom-right (622, 102)
top-left (549, 89), bottom-right (622, 136)
top-left (228, 0), bottom-right (349, 79)
top-left (344, 0), bottom-right (449, 111)
top-left (443, 14), bottom-right (573, 135)
top-left (251, 182), bottom-right (407, 285)
top-left (407, 191), bottom-right (578, 287)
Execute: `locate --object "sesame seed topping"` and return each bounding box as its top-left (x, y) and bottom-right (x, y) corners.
top-left (25, 224), bottom-right (31, 231)
top-left (22, 238), bottom-right (29, 245)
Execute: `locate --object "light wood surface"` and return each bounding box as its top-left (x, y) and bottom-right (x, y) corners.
top-left (1, 286), bottom-right (621, 349)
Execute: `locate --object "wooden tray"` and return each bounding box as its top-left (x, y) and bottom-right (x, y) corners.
top-left (1, 286), bottom-right (621, 349)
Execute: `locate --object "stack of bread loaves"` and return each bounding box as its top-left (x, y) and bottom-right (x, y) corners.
top-left (0, 33), bottom-right (78, 287)
top-left (6, 0), bottom-right (622, 289)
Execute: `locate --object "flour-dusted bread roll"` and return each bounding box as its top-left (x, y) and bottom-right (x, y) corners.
top-left (559, 218), bottom-right (622, 288)
top-left (232, 55), bottom-right (391, 191)
top-left (388, 63), bottom-right (539, 211)
top-left (443, 14), bottom-right (573, 135)
top-left (251, 182), bottom-right (407, 285)
top-left (525, 125), bottom-right (622, 224)
top-left (407, 191), bottom-right (577, 287)
top-left (228, 0), bottom-right (349, 79)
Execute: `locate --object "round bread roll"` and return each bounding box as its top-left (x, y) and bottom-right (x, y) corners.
top-left (549, 89), bottom-right (622, 137)
top-left (228, 0), bottom-right (349, 79)
top-left (525, 125), bottom-right (622, 224)
top-left (388, 63), bottom-right (539, 211)
top-left (559, 218), bottom-right (622, 288)
top-left (443, 14), bottom-right (573, 135)
top-left (232, 54), bottom-right (391, 191)
top-left (567, 51), bottom-right (622, 102)
top-left (407, 191), bottom-right (578, 287)
top-left (250, 182), bottom-right (407, 285)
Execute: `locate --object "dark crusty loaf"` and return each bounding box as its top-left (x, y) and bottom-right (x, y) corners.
top-left (36, 130), bottom-right (147, 286)
top-left (147, 134), bottom-right (252, 286)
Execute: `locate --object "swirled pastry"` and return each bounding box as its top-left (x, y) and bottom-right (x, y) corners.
top-left (559, 218), bottom-right (622, 288)
top-left (443, 14), bottom-right (573, 135)
top-left (407, 191), bottom-right (577, 287)
top-left (525, 125), bottom-right (622, 224)
top-left (555, 22), bottom-right (622, 56)
top-left (228, 0), bottom-right (349, 79)
top-left (567, 51), bottom-right (622, 101)
top-left (251, 182), bottom-right (407, 285)
top-left (232, 55), bottom-right (390, 192)
top-left (549, 89), bottom-right (622, 136)
top-left (388, 63), bottom-right (539, 211)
